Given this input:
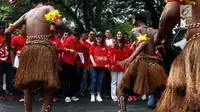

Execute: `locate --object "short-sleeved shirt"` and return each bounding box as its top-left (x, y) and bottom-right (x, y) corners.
top-left (11, 36), bottom-right (26, 57)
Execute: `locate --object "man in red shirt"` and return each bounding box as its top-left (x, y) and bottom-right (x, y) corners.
top-left (61, 28), bottom-right (82, 103)
top-left (11, 25), bottom-right (27, 68)
top-left (11, 25), bottom-right (27, 101)
top-left (0, 21), bottom-right (15, 100)
top-left (77, 30), bottom-right (91, 95)
top-left (49, 25), bottom-right (65, 102)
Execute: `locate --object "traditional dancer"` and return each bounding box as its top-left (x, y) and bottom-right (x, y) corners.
top-left (154, 0), bottom-right (200, 111)
top-left (5, 0), bottom-right (71, 112)
top-left (117, 12), bottom-right (167, 112)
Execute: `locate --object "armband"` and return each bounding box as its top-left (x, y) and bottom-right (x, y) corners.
top-left (138, 34), bottom-right (150, 43)
top-left (15, 29), bottom-right (22, 35)
top-left (44, 10), bottom-right (62, 23)
top-left (9, 24), bottom-right (15, 31)
top-left (161, 39), bottom-right (166, 44)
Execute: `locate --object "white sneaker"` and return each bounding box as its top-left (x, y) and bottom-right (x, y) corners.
top-left (19, 98), bottom-right (25, 102)
top-left (96, 95), bottom-right (103, 102)
top-left (112, 97), bottom-right (118, 102)
top-left (71, 96), bottom-right (79, 101)
top-left (142, 94), bottom-right (147, 100)
top-left (65, 97), bottom-right (71, 103)
top-left (90, 95), bottom-right (95, 102)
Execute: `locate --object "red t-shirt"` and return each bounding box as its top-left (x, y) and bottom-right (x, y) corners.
top-left (49, 37), bottom-right (64, 51)
top-left (62, 36), bottom-right (82, 65)
top-left (49, 37), bottom-right (65, 63)
top-left (89, 44), bottom-right (109, 68)
top-left (108, 45), bottom-right (130, 71)
top-left (79, 40), bottom-right (91, 67)
top-left (0, 35), bottom-right (11, 62)
top-left (11, 35), bottom-right (26, 58)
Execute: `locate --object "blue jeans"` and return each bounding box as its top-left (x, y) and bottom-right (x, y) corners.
top-left (79, 67), bottom-right (88, 93)
top-left (147, 94), bottom-right (157, 109)
top-left (90, 67), bottom-right (106, 94)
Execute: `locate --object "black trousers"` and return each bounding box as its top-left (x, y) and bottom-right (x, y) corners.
top-left (61, 62), bottom-right (77, 97)
top-left (0, 62), bottom-right (15, 96)
top-left (102, 69), bottom-right (111, 97)
top-left (54, 71), bottom-right (63, 98)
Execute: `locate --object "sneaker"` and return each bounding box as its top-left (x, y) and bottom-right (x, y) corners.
top-left (112, 97), bottom-right (118, 102)
top-left (19, 98), bottom-right (25, 102)
top-left (0, 96), bottom-right (6, 100)
top-left (71, 96), bottom-right (79, 101)
top-left (12, 95), bottom-right (20, 99)
top-left (132, 96), bottom-right (137, 101)
top-left (103, 95), bottom-right (110, 99)
top-left (79, 92), bottom-right (84, 96)
top-left (90, 94), bottom-right (95, 102)
top-left (128, 96), bottom-right (133, 101)
top-left (142, 94), bottom-right (147, 100)
top-left (65, 97), bottom-right (71, 103)
top-left (53, 97), bottom-right (59, 102)
top-left (39, 97), bottom-right (44, 102)
top-left (96, 95), bottom-right (103, 102)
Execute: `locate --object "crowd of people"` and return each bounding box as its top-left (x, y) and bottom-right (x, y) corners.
top-left (1, 0), bottom-right (200, 112)
top-left (0, 18), bottom-right (144, 102)
top-left (0, 8), bottom-right (166, 111)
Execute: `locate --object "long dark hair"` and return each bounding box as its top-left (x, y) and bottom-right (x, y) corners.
top-left (94, 31), bottom-right (105, 47)
top-left (114, 31), bottom-right (125, 49)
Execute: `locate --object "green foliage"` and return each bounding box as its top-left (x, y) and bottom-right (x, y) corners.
top-left (0, 6), bottom-right (11, 19)
top-left (0, 0), bottom-right (31, 22)
top-left (0, 0), bottom-right (165, 31)
top-left (106, 20), bottom-right (132, 38)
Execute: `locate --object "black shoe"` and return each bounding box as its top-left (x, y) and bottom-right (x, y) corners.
top-left (103, 95), bottom-right (110, 99)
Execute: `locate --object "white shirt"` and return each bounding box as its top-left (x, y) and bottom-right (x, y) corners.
top-left (86, 39), bottom-right (94, 44)
top-left (106, 38), bottom-right (113, 46)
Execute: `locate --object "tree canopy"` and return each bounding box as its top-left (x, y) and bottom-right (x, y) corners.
top-left (0, 0), bottom-right (166, 36)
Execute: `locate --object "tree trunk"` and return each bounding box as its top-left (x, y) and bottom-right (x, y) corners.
top-left (93, 0), bottom-right (104, 31)
top-left (63, 6), bottom-right (84, 29)
top-left (143, 0), bottom-right (160, 28)
top-left (82, 0), bottom-right (90, 29)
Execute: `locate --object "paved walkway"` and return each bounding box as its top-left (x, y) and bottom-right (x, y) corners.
top-left (0, 96), bottom-right (151, 112)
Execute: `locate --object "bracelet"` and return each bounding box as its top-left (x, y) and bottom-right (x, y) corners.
top-left (9, 24), bottom-right (16, 31)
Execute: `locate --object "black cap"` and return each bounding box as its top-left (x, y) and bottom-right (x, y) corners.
top-left (96, 31), bottom-right (105, 37)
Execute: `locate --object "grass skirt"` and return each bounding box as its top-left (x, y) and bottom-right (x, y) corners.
top-left (14, 43), bottom-right (61, 91)
top-left (154, 37), bottom-right (200, 112)
top-left (121, 54), bottom-right (167, 95)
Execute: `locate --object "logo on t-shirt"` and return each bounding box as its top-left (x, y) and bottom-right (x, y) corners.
top-left (0, 46), bottom-right (9, 61)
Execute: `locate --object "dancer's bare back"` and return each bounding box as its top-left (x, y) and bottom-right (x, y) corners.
top-left (134, 26), bottom-right (158, 56)
top-left (10, 5), bottom-right (63, 37)
top-left (120, 27), bottom-right (158, 68)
